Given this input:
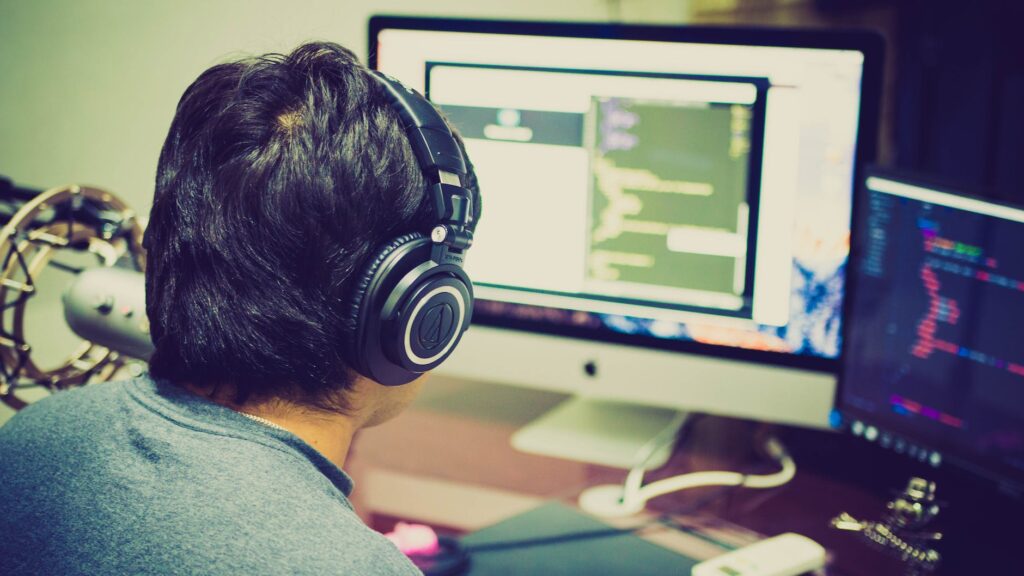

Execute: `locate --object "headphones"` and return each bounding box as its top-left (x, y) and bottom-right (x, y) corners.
top-left (343, 71), bottom-right (477, 386)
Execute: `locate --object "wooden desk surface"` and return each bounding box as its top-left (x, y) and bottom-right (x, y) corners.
top-left (348, 376), bottom-right (911, 575)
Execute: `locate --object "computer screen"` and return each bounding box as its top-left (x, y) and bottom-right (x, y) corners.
top-left (840, 170), bottom-right (1024, 493)
top-left (372, 18), bottom-right (881, 372)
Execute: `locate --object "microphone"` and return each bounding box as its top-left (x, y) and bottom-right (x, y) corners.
top-left (63, 267), bottom-right (154, 360)
top-left (0, 183), bottom-right (147, 410)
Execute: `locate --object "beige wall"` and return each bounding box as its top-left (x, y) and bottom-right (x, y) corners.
top-left (0, 0), bottom-right (690, 213)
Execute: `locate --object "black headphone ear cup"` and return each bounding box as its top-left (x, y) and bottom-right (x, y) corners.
top-left (345, 232), bottom-right (474, 386)
top-left (343, 232), bottom-right (425, 370)
top-left (382, 269), bottom-right (472, 372)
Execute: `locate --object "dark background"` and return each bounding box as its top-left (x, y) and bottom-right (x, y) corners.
top-left (696, 0), bottom-right (1024, 205)
top-left (885, 0), bottom-right (1024, 205)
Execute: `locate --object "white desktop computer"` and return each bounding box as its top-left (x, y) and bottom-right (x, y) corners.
top-left (371, 17), bottom-right (883, 468)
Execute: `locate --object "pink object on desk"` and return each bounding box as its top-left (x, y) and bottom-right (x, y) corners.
top-left (385, 522), bottom-right (441, 556)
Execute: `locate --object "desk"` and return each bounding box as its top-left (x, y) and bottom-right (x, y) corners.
top-left (347, 376), bottom-right (911, 575)
top-left (460, 501), bottom-right (701, 575)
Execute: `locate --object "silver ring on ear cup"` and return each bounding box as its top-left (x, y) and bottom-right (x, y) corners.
top-left (346, 235), bottom-right (473, 385)
top-left (382, 272), bottom-right (471, 371)
top-left (403, 285), bottom-right (466, 366)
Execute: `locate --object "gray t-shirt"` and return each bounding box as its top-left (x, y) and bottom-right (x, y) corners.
top-left (0, 376), bottom-right (422, 575)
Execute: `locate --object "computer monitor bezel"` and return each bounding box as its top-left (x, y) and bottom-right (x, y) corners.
top-left (369, 15), bottom-right (885, 375)
top-left (838, 165), bottom-right (1024, 495)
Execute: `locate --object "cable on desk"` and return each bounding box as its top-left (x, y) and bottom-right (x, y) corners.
top-left (579, 435), bottom-right (795, 518)
top-left (462, 518), bottom-right (665, 553)
top-left (633, 437), bottom-right (794, 503)
top-left (463, 482), bottom-right (735, 554)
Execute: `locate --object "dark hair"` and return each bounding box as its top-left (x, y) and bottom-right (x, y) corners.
top-left (144, 42), bottom-right (478, 409)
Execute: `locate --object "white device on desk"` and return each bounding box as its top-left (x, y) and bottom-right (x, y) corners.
top-left (691, 533), bottom-right (826, 576)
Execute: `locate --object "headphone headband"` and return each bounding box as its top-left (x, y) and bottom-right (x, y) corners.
top-left (369, 71), bottom-right (474, 266)
top-left (370, 71), bottom-right (467, 177)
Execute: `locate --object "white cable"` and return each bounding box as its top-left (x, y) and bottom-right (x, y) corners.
top-left (624, 437), bottom-right (795, 510)
top-left (580, 435), bottom-right (796, 517)
top-left (622, 411), bottom-right (689, 498)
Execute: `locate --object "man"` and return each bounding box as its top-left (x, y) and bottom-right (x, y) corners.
top-left (0, 41), bottom-right (479, 575)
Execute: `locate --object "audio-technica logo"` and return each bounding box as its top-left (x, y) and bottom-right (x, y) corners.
top-left (418, 302), bottom-right (455, 350)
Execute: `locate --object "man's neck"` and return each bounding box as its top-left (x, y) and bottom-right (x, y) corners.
top-left (182, 383), bottom-right (360, 470)
top-left (240, 404), bottom-right (358, 469)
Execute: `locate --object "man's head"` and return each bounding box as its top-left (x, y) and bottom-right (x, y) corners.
top-left (144, 42), bottom-right (478, 412)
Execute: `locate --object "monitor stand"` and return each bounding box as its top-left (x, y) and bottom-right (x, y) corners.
top-left (510, 397), bottom-right (687, 470)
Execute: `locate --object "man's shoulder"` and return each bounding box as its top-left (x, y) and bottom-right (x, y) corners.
top-left (217, 506), bottom-right (423, 575)
top-left (84, 494), bottom-right (424, 576)
top-left (0, 379), bottom-right (131, 447)
top-left (0, 379), bottom-right (422, 576)
top-left (5, 378), bottom-right (130, 416)
top-left (0, 472), bottom-right (422, 576)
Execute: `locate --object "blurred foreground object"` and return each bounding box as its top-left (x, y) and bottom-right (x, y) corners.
top-left (0, 184), bottom-right (145, 410)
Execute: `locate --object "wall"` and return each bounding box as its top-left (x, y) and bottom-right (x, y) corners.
top-left (0, 0), bottom-right (688, 211)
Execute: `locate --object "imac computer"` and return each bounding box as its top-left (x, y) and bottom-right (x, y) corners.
top-left (371, 17), bottom-right (883, 467)
top-left (838, 169), bottom-right (1024, 496)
